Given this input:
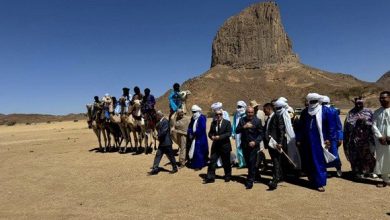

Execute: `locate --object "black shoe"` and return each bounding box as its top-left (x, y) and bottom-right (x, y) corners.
top-left (148, 169), bottom-right (159, 175)
top-left (245, 182), bottom-right (253, 189)
top-left (268, 181), bottom-right (278, 190)
top-left (170, 168), bottom-right (178, 174)
top-left (203, 178), bottom-right (215, 184)
top-left (224, 177), bottom-right (231, 182)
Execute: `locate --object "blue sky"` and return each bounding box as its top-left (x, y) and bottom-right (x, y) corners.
top-left (0, 0), bottom-right (389, 114)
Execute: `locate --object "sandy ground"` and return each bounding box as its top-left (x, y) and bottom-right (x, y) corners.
top-left (0, 119), bottom-right (389, 220)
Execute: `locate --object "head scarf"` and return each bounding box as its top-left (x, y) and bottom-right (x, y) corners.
top-left (211, 102), bottom-right (223, 111)
top-left (320, 95), bottom-right (331, 107)
top-left (236, 101), bottom-right (247, 115)
top-left (191, 105), bottom-right (202, 120)
top-left (306, 93), bottom-right (322, 116)
top-left (277, 97), bottom-right (288, 103)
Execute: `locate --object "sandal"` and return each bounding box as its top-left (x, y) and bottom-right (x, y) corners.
top-left (317, 187), bottom-right (325, 192)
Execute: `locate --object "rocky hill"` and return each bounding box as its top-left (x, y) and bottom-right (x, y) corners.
top-left (156, 2), bottom-right (383, 114)
top-left (376, 71), bottom-right (390, 90)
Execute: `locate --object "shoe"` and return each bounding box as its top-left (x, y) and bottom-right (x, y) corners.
top-left (268, 180), bottom-right (278, 190)
top-left (148, 169), bottom-right (159, 175)
top-left (203, 178), bottom-right (215, 184)
top-left (376, 181), bottom-right (388, 188)
top-left (170, 168), bottom-right (178, 174)
top-left (224, 177), bottom-right (231, 182)
top-left (336, 169), bottom-right (342, 177)
top-left (245, 182), bottom-right (253, 189)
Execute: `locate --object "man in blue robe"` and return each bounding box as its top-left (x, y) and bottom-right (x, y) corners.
top-left (321, 95), bottom-right (343, 177)
top-left (296, 93), bottom-right (337, 192)
top-left (187, 105), bottom-right (209, 170)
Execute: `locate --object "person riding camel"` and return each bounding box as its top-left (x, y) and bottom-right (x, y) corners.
top-left (169, 83), bottom-right (182, 121)
top-left (142, 88), bottom-right (157, 125)
top-left (131, 86), bottom-right (143, 105)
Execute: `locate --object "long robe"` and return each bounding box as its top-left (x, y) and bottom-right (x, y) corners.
top-left (372, 107), bottom-right (390, 175)
top-left (343, 108), bottom-right (376, 173)
top-left (232, 112), bottom-right (246, 168)
top-left (188, 114), bottom-right (209, 169)
top-left (297, 107), bottom-right (336, 188)
top-left (326, 106), bottom-right (343, 169)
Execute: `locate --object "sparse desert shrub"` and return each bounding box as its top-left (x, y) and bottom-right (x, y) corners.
top-left (6, 121), bottom-right (16, 126)
top-left (47, 121), bottom-right (51, 124)
top-left (73, 120), bottom-right (78, 122)
top-left (26, 122), bottom-right (31, 125)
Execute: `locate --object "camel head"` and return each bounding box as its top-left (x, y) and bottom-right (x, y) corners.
top-left (179, 90), bottom-right (191, 100)
top-left (133, 99), bottom-right (141, 108)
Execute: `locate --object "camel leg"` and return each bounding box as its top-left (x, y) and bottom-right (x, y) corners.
top-left (94, 128), bottom-right (102, 151)
top-left (133, 130), bottom-right (138, 152)
top-left (102, 128), bottom-right (108, 153)
top-left (153, 130), bottom-right (157, 150)
top-left (144, 130), bottom-right (149, 154)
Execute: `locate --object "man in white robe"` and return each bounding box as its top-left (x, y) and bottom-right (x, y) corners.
top-left (372, 91), bottom-right (390, 187)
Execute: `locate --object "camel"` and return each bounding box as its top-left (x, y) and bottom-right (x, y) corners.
top-left (101, 96), bottom-right (122, 152)
top-left (112, 97), bottom-right (134, 153)
top-left (143, 110), bottom-right (157, 154)
top-left (86, 103), bottom-right (109, 152)
top-left (127, 99), bottom-right (146, 153)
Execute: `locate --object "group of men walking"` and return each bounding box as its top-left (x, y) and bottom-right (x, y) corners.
top-left (92, 83), bottom-right (390, 191)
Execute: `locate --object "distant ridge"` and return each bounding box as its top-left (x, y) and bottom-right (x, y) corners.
top-left (0, 113), bottom-right (85, 125)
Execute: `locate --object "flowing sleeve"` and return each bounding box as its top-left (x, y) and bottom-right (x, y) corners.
top-left (325, 108), bottom-right (337, 141)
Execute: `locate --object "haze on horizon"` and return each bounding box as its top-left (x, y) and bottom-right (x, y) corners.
top-left (0, 0), bottom-right (389, 115)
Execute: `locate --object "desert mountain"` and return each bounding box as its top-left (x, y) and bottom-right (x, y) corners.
top-left (376, 71), bottom-right (390, 90)
top-left (156, 2), bottom-right (383, 113)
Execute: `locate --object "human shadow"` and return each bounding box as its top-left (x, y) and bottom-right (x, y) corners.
top-left (339, 171), bottom-right (381, 186)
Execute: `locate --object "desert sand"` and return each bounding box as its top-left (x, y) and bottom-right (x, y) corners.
top-left (0, 119), bottom-right (389, 219)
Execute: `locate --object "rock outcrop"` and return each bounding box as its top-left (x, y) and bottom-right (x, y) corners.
top-left (156, 2), bottom-right (383, 113)
top-left (211, 2), bottom-right (299, 69)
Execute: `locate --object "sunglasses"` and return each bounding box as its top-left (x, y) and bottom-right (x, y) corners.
top-left (215, 113), bottom-right (223, 116)
top-left (309, 100), bottom-right (318, 104)
top-left (192, 111), bottom-right (197, 114)
top-left (237, 105), bottom-right (243, 108)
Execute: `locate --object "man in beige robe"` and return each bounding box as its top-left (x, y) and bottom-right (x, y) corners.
top-left (171, 109), bottom-right (191, 167)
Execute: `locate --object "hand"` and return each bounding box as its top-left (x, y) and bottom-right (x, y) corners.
top-left (324, 140), bottom-right (331, 149)
top-left (244, 122), bottom-right (253, 129)
top-left (276, 144), bottom-right (282, 151)
top-left (379, 137), bottom-right (387, 145)
top-left (337, 140), bottom-right (342, 147)
top-left (214, 135), bottom-right (220, 140)
top-left (249, 141), bottom-right (256, 148)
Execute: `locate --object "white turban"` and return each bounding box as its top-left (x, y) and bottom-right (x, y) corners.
top-left (191, 105), bottom-right (202, 112)
top-left (211, 102), bottom-right (223, 111)
top-left (237, 101), bottom-right (247, 108)
top-left (277, 97), bottom-right (288, 103)
top-left (274, 99), bottom-right (288, 108)
top-left (320, 95), bottom-right (330, 104)
top-left (306, 93), bottom-right (322, 101)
